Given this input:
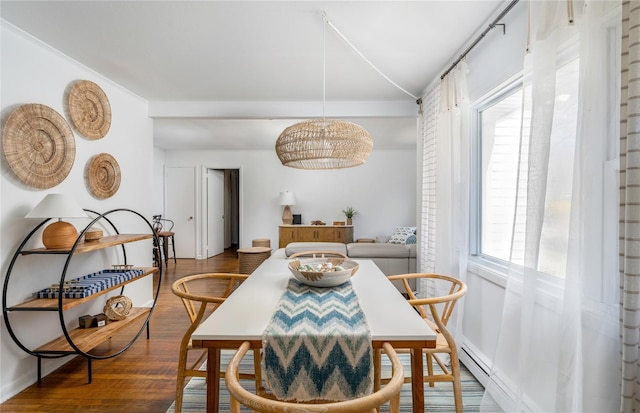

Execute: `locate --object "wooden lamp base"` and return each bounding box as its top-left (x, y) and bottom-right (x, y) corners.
top-left (42, 220), bottom-right (79, 249)
top-left (282, 205), bottom-right (293, 225)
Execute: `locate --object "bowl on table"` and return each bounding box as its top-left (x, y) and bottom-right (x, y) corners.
top-left (288, 257), bottom-right (359, 287)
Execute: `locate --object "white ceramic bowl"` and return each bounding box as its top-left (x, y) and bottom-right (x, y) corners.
top-left (288, 257), bottom-right (359, 287)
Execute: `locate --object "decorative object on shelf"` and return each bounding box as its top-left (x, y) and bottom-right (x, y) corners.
top-left (34, 268), bottom-right (145, 299)
top-left (2, 103), bottom-right (76, 189)
top-left (332, 221), bottom-right (345, 226)
top-left (342, 206), bottom-right (359, 225)
top-left (84, 227), bottom-right (103, 242)
top-left (293, 214), bottom-right (302, 225)
top-left (279, 191), bottom-right (296, 225)
top-left (86, 152), bottom-right (120, 199)
top-left (25, 193), bottom-right (88, 249)
top-left (78, 315), bottom-right (95, 329)
top-left (68, 79), bottom-right (111, 139)
top-left (275, 12), bottom-right (372, 170)
top-left (103, 295), bottom-right (133, 321)
top-left (111, 264), bottom-right (134, 271)
top-left (94, 313), bottom-right (107, 327)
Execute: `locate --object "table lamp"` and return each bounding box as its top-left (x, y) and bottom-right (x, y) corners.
top-left (279, 191), bottom-right (296, 225)
top-left (25, 194), bottom-right (88, 249)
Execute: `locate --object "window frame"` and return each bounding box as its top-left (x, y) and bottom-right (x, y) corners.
top-left (470, 76), bottom-right (523, 269)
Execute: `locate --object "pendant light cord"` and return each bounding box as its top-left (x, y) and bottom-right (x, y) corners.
top-left (322, 11), bottom-right (419, 101)
top-left (323, 15), bottom-right (326, 120)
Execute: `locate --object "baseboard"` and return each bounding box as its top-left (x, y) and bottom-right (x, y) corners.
top-left (460, 342), bottom-right (491, 387)
top-left (461, 340), bottom-right (542, 413)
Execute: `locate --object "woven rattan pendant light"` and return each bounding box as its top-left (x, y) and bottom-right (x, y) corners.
top-left (276, 13), bottom-right (373, 170)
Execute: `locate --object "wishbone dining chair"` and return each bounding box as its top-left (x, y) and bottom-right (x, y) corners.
top-left (288, 250), bottom-right (348, 259)
top-left (226, 341), bottom-right (404, 413)
top-left (171, 272), bottom-right (262, 413)
top-left (375, 273), bottom-right (467, 413)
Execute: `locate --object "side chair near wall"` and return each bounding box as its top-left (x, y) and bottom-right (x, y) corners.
top-left (171, 273), bottom-right (262, 413)
top-left (153, 215), bottom-right (176, 266)
top-left (376, 273), bottom-right (467, 413)
top-left (226, 341), bottom-right (405, 413)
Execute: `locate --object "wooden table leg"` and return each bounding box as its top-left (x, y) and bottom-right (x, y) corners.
top-left (206, 348), bottom-right (221, 413)
top-left (410, 348), bottom-right (425, 413)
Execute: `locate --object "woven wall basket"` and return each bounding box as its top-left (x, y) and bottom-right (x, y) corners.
top-left (68, 80), bottom-right (111, 140)
top-left (2, 103), bottom-right (75, 189)
top-left (86, 153), bottom-right (120, 199)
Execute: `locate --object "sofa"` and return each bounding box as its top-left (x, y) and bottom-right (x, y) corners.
top-left (271, 241), bottom-right (416, 291)
top-left (272, 241), bottom-right (416, 275)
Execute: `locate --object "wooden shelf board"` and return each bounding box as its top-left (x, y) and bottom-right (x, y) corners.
top-left (34, 307), bottom-right (150, 353)
top-left (9, 267), bottom-right (158, 311)
top-left (21, 234), bottom-right (153, 255)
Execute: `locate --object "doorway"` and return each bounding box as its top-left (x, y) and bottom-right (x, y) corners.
top-left (206, 168), bottom-right (239, 258)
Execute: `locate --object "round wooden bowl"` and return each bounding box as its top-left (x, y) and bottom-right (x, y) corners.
top-left (288, 258), bottom-right (359, 287)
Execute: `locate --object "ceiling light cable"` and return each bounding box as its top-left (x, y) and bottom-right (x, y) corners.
top-left (322, 11), bottom-right (419, 101)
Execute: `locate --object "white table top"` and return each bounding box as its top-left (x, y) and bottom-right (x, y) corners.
top-left (192, 258), bottom-right (435, 343)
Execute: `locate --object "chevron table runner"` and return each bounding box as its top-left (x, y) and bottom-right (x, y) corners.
top-left (262, 278), bottom-right (373, 402)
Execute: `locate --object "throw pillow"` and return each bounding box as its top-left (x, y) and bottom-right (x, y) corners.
top-left (388, 227), bottom-right (416, 244)
top-left (405, 234), bottom-right (417, 244)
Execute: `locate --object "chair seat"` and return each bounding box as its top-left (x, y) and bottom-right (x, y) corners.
top-left (157, 231), bottom-right (175, 237)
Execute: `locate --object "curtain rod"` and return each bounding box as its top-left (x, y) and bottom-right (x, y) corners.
top-left (440, 0), bottom-right (520, 80)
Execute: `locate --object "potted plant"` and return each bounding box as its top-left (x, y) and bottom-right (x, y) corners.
top-left (342, 206), bottom-right (359, 225)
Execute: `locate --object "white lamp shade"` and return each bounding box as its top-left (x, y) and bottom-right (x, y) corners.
top-left (279, 191), bottom-right (296, 206)
top-left (25, 194), bottom-right (88, 219)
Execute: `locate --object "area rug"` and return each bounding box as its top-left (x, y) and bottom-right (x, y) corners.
top-left (165, 350), bottom-right (485, 412)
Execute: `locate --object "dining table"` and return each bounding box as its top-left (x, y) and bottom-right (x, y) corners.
top-left (190, 258), bottom-right (436, 413)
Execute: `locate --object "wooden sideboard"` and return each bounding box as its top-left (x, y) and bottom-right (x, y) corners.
top-left (279, 225), bottom-right (354, 248)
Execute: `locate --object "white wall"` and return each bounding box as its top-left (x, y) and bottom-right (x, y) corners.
top-left (153, 147), bottom-right (166, 215)
top-left (159, 148), bottom-right (417, 255)
top-left (1, 23), bottom-right (154, 401)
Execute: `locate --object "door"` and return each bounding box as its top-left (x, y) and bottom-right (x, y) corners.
top-left (166, 166), bottom-right (196, 258)
top-left (207, 169), bottom-right (225, 257)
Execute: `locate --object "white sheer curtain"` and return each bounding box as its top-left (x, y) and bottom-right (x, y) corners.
top-left (481, 1), bottom-right (621, 412)
top-left (436, 62), bottom-right (470, 283)
top-left (418, 62), bottom-right (470, 341)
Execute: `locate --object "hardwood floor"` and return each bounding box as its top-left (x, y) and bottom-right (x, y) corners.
top-left (1, 248), bottom-right (240, 413)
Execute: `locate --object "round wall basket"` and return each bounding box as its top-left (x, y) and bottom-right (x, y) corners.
top-left (87, 153), bottom-right (120, 199)
top-left (2, 103), bottom-right (75, 189)
top-left (68, 80), bottom-right (111, 140)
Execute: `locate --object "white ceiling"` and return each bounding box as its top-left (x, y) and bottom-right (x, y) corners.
top-left (1, 1), bottom-right (505, 151)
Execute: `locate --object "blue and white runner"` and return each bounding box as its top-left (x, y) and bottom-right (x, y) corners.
top-left (262, 278), bottom-right (373, 401)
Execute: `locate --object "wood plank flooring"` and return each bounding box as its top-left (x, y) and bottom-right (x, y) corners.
top-left (0, 248), bottom-right (240, 413)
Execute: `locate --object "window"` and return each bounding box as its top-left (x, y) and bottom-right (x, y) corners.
top-left (475, 58), bottom-right (580, 278)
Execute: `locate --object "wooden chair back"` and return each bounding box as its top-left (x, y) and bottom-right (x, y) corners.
top-left (171, 272), bottom-right (249, 413)
top-left (172, 272), bottom-right (247, 325)
top-left (226, 341), bottom-right (404, 413)
top-left (384, 272), bottom-right (467, 413)
top-left (288, 250), bottom-right (348, 259)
